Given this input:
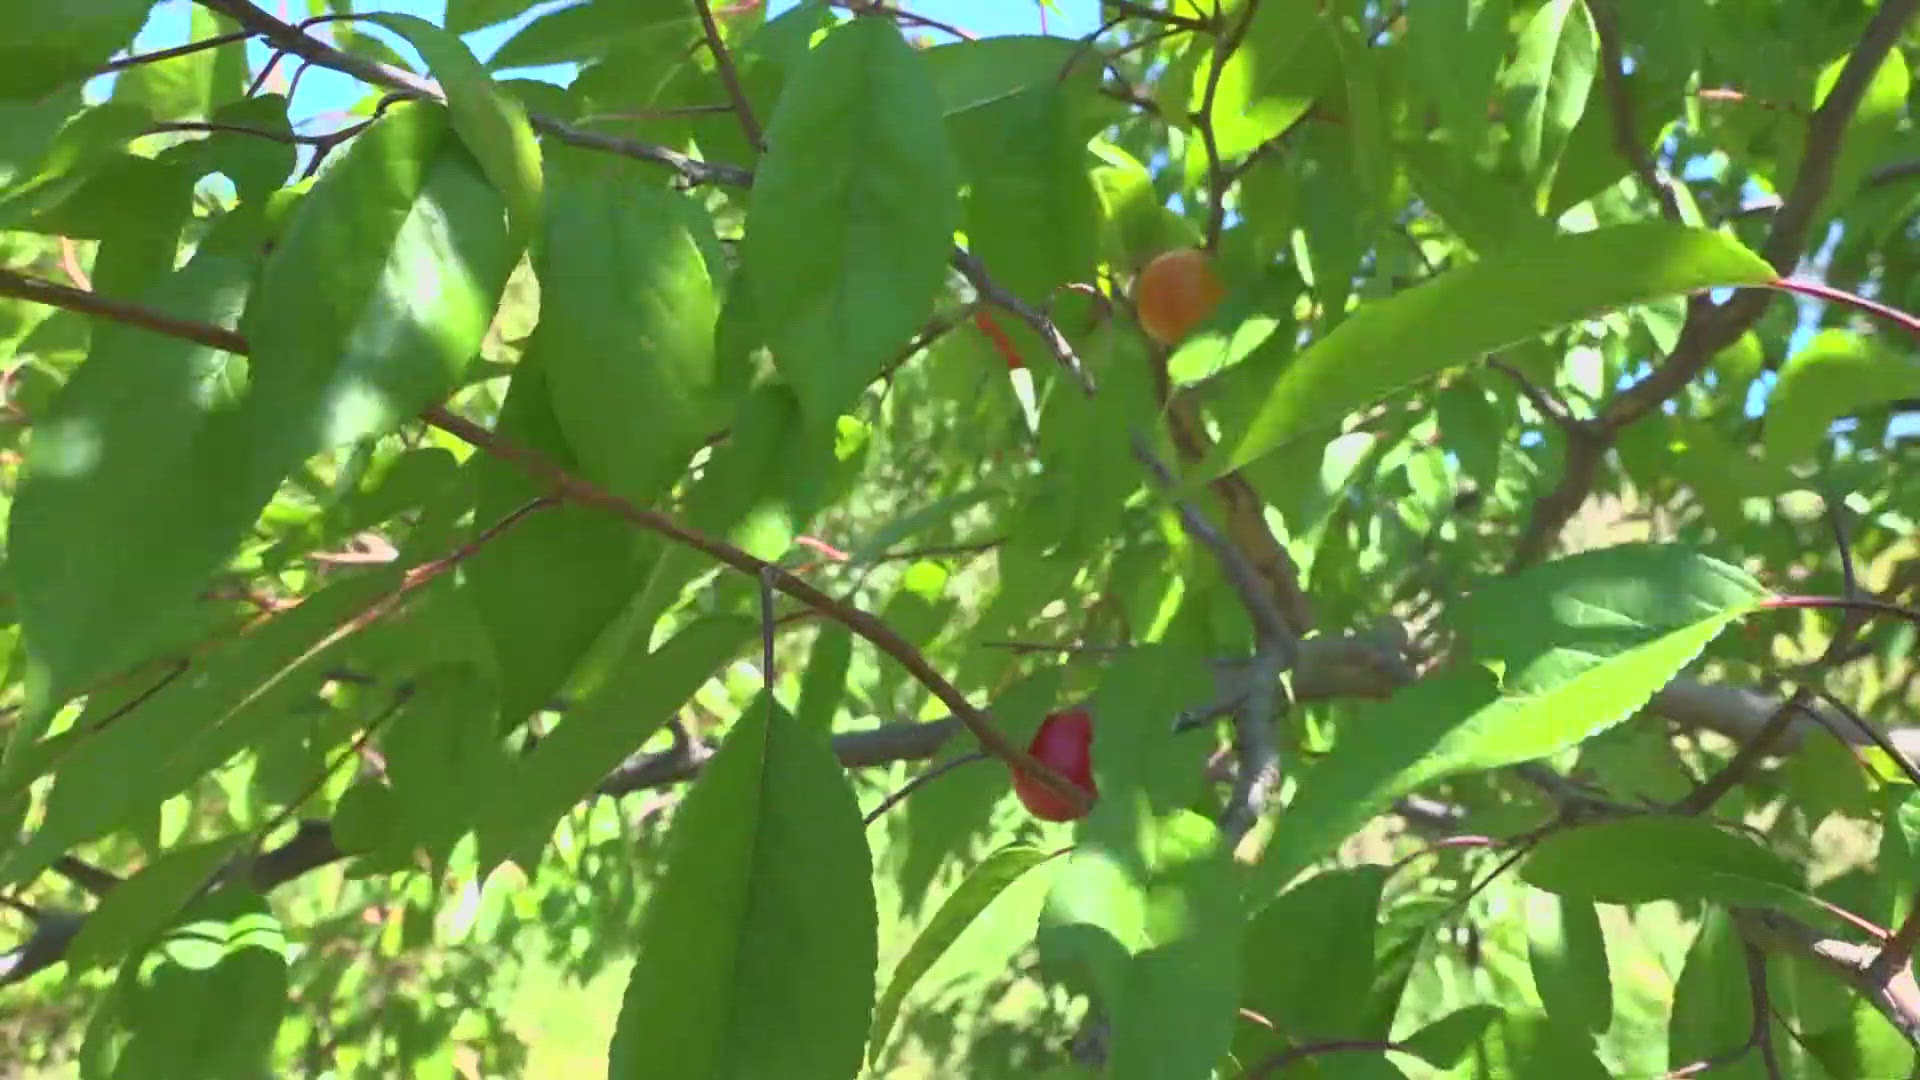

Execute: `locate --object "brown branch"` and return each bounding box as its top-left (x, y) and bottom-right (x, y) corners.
top-left (1591, 1), bottom-right (1683, 222)
top-left (694, 0), bottom-right (763, 151)
top-left (951, 248), bottom-right (1096, 394)
top-left (1245, 1039), bottom-right (1403, 1078)
top-left (1738, 908), bottom-right (1920, 1051)
top-left (1101, 0), bottom-right (1215, 33)
top-left (1194, 0), bottom-right (1263, 250)
top-left (0, 267), bottom-right (245, 354)
top-left (1505, 0), bottom-right (1919, 570)
top-left (1676, 687), bottom-right (1814, 815)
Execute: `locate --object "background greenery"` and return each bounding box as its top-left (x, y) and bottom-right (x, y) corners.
top-left (1, 0), bottom-right (1919, 1077)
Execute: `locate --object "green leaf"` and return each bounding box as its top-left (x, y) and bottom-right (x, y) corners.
top-left (1406, 0), bottom-right (1507, 146)
top-left (375, 665), bottom-right (511, 874)
top-left (1331, 11), bottom-right (1393, 214)
top-left (1794, 44), bottom-right (1909, 218)
top-left (795, 624), bottom-right (853, 730)
top-left (1521, 815), bottom-right (1810, 909)
top-left (922, 34), bottom-right (1083, 118)
top-left (1236, 867), bottom-right (1385, 1062)
top-left (895, 667), bottom-right (1064, 912)
top-left (1668, 907), bottom-right (1763, 1077)
top-left (1254, 545), bottom-right (1763, 902)
top-left (742, 15), bottom-right (960, 427)
top-left (1525, 890), bottom-right (1612, 1036)
top-left (1500, 0), bottom-right (1598, 208)
top-left (1764, 329), bottom-right (1920, 467)
top-left (1197, 0), bottom-right (1337, 161)
top-left (868, 844), bottom-right (1056, 1066)
top-left (465, 356), bottom-right (658, 730)
top-left (1216, 223), bottom-right (1776, 473)
top-left (1401, 138), bottom-right (1555, 255)
top-left (1461, 1011), bottom-right (1612, 1079)
top-left (109, 8), bottom-right (248, 123)
top-left (0, 0), bottom-right (149, 100)
top-left (9, 250), bottom-right (256, 710)
top-left (364, 13), bottom-right (544, 246)
top-left (1038, 809), bottom-right (1243, 1080)
top-left (487, 0), bottom-right (699, 71)
top-left (241, 98), bottom-right (516, 457)
top-left (100, 885), bottom-right (290, 1079)
top-left (0, 98), bottom-right (152, 227)
top-left (534, 170), bottom-right (719, 503)
top-left (0, 568), bottom-right (403, 889)
top-left (65, 836), bottom-right (247, 973)
top-left (1400, 1005), bottom-right (1504, 1068)
top-left (476, 615), bottom-right (754, 871)
top-left (608, 694), bottom-right (876, 1079)
top-left (448, 0), bottom-right (540, 34)
top-left (946, 56), bottom-right (1100, 304)
top-left (683, 382), bottom-right (835, 561)
top-left (1249, 668), bottom-right (1500, 905)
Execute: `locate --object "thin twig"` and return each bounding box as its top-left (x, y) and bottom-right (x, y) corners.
top-left (1101, 0), bottom-right (1215, 33)
top-left (952, 248), bottom-right (1096, 394)
top-left (862, 751), bottom-right (989, 826)
top-left (1591, 0), bottom-right (1683, 221)
top-left (694, 0), bottom-right (763, 151)
top-left (96, 30), bottom-right (254, 76)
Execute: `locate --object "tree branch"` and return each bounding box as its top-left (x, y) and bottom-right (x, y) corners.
top-left (694, 0), bottom-right (763, 151)
top-left (1503, 0), bottom-right (1919, 569)
top-left (0, 265), bottom-right (1088, 816)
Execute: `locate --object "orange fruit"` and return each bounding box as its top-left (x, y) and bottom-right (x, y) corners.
top-left (1135, 247), bottom-right (1225, 347)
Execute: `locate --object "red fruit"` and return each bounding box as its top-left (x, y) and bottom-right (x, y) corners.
top-left (1011, 708), bottom-right (1098, 822)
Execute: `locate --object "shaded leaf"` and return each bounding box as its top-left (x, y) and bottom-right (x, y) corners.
top-left (1, 1), bottom-right (149, 100)
top-left (465, 356), bottom-right (658, 730)
top-left (1236, 867), bottom-right (1385, 1063)
top-left (242, 99), bottom-right (516, 460)
top-left (364, 13), bottom-right (544, 245)
top-left (0, 568), bottom-right (403, 890)
top-left (88, 885), bottom-right (289, 1079)
top-left (488, 0), bottom-right (698, 71)
top-left (795, 624), bottom-right (854, 730)
top-left (868, 844), bottom-right (1056, 1066)
top-left (742, 15), bottom-right (960, 427)
top-left (1525, 890), bottom-right (1612, 1035)
top-left (1400, 1005), bottom-right (1504, 1068)
top-left (1521, 815), bottom-right (1812, 912)
top-left (1216, 224), bottom-right (1775, 473)
top-left (65, 836), bottom-right (247, 973)
top-left (535, 170), bottom-right (719, 503)
top-left (1038, 808), bottom-right (1242, 1080)
top-left (476, 615), bottom-right (754, 871)
top-left (1406, 0), bottom-right (1507, 146)
top-left (608, 694), bottom-right (876, 1079)
top-left (9, 250), bottom-right (256, 709)
top-left (1500, 0), bottom-right (1598, 207)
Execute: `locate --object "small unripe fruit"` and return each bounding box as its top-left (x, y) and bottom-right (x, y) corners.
top-left (1135, 247), bottom-right (1225, 347)
top-left (1011, 708), bottom-right (1098, 822)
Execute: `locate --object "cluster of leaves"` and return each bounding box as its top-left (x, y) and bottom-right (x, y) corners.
top-left (0, 0), bottom-right (1919, 1077)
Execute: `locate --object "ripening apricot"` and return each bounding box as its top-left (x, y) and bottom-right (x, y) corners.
top-left (1135, 247), bottom-right (1225, 347)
